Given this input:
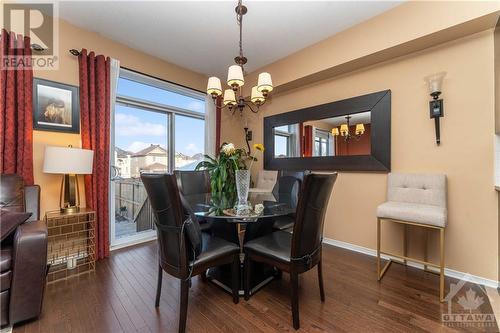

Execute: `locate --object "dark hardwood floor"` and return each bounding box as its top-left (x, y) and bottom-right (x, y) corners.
top-left (14, 241), bottom-right (498, 333)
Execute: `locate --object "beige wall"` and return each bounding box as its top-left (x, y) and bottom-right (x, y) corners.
top-left (223, 29), bottom-right (498, 281)
top-left (33, 18), bottom-right (207, 215)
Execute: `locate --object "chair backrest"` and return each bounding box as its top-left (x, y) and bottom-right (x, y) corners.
top-left (174, 170), bottom-right (210, 196)
top-left (141, 173), bottom-right (189, 278)
top-left (272, 170), bottom-right (310, 197)
top-left (255, 170), bottom-right (277, 190)
top-left (291, 173), bottom-right (337, 259)
top-left (387, 173), bottom-right (446, 207)
top-left (276, 176), bottom-right (300, 208)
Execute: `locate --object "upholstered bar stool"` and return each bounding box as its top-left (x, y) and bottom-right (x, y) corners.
top-left (376, 173), bottom-right (447, 301)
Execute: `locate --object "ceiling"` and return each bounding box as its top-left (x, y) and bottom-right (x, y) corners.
top-left (59, 1), bottom-right (402, 78)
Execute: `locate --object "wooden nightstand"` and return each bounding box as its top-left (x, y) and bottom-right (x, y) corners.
top-left (45, 208), bottom-right (96, 283)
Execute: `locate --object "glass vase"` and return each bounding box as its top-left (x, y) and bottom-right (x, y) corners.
top-left (235, 169), bottom-right (250, 208)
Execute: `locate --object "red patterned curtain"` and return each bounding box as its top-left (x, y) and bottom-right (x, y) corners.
top-left (303, 125), bottom-right (313, 157)
top-left (78, 49), bottom-right (111, 259)
top-left (0, 29), bottom-right (34, 184)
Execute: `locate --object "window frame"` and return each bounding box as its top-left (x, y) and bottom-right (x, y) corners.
top-left (114, 68), bottom-right (206, 172)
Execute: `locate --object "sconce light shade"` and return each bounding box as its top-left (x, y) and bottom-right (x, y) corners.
top-left (331, 127), bottom-right (339, 136)
top-left (355, 123), bottom-right (365, 135)
top-left (250, 86), bottom-right (265, 105)
top-left (257, 72), bottom-right (273, 94)
top-left (227, 65), bottom-right (245, 88)
top-left (207, 77), bottom-right (222, 96)
top-left (340, 124), bottom-right (349, 136)
top-left (223, 89), bottom-right (237, 106)
top-left (425, 72), bottom-right (446, 95)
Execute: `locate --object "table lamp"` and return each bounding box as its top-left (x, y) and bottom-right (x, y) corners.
top-left (43, 146), bottom-right (94, 213)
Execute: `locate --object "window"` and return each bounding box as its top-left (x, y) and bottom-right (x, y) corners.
top-left (114, 69), bottom-right (206, 174)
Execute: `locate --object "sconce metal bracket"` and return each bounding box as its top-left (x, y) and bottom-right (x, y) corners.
top-left (429, 98), bottom-right (444, 145)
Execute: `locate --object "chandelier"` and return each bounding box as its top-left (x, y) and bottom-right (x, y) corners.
top-left (331, 115), bottom-right (365, 142)
top-left (206, 0), bottom-right (273, 114)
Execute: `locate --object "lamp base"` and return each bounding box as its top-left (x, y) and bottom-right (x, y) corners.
top-left (60, 206), bottom-right (80, 214)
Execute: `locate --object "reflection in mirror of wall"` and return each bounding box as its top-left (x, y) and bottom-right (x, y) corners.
top-left (273, 111), bottom-right (371, 158)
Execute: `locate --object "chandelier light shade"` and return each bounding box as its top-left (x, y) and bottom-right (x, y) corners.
top-left (355, 123), bottom-right (365, 135)
top-left (250, 86), bottom-right (265, 105)
top-left (223, 89), bottom-right (237, 106)
top-left (257, 72), bottom-right (273, 95)
top-left (207, 77), bottom-right (222, 97)
top-left (206, 0), bottom-right (272, 115)
top-left (331, 127), bottom-right (339, 136)
top-left (340, 124), bottom-right (349, 136)
top-left (227, 65), bottom-right (245, 88)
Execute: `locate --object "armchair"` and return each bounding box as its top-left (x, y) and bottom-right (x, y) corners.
top-left (0, 174), bottom-right (48, 327)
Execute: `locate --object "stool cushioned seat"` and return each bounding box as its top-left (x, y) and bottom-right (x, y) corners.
top-left (377, 201), bottom-right (447, 227)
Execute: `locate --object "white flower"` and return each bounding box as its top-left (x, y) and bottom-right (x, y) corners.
top-left (254, 204), bottom-right (264, 215)
top-left (221, 143), bottom-right (236, 155)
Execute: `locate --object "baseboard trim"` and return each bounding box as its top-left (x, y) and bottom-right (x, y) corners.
top-left (322, 237), bottom-right (499, 289)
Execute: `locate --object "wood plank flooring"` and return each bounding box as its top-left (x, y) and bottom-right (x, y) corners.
top-left (14, 241), bottom-right (499, 333)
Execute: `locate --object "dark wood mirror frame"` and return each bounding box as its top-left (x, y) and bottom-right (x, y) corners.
top-left (264, 90), bottom-right (391, 172)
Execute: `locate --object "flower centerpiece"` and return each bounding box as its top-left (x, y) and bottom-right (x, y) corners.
top-left (196, 142), bottom-right (265, 216)
top-left (195, 143), bottom-right (248, 195)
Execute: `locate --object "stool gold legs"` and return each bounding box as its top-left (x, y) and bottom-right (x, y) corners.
top-left (377, 218), bottom-right (445, 302)
top-left (440, 228), bottom-right (445, 302)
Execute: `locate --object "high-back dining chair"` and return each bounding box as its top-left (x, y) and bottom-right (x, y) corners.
top-left (174, 170), bottom-right (210, 195)
top-left (272, 170), bottom-right (310, 231)
top-left (141, 173), bottom-right (240, 333)
top-left (243, 173), bottom-right (338, 330)
top-left (174, 170), bottom-right (211, 231)
top-left (249, 170), bottom-right (278, 193)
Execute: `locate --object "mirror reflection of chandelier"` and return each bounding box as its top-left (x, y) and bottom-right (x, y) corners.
top-left (206, 0), bottom-right (273, 115)
top-left (331, 115), bottom-right (365, 142)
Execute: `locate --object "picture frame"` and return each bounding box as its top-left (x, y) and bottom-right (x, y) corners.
top-left (33, 78), bottom-right (80, 133)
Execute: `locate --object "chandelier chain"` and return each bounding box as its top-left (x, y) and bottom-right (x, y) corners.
top-left (237, 0), bottom-right (244, 67)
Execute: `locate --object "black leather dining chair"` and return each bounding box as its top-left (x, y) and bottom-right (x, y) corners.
top-left (141, 173), bottom-right (240, 333)
top-left (244, 173), bottom-right (338, 330)
top-left (272, 170), bottom-right (310, 231)
top-left (174, 170), bottom-right (211, 231)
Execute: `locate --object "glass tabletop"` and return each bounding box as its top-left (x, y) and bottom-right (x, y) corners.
top-left (183, 191), bottom-right (297, 221)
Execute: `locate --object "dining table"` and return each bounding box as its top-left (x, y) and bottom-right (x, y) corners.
top-left (183, 191), bottom-right (297, 297)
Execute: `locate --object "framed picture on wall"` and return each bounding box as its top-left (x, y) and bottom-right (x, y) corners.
top-left (33, 78), bottom-right (80, 133)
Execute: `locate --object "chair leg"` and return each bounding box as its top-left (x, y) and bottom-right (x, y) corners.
top-left (317, 259), bottom-right (325, 302)
top-left (290, 272), bottom-right (300, 330)
top-left (439, 228), bottom-right (445, 302)
top-left (155, 264), bottom-right (162, 307)
top-left (232, 255), bottom-right (240, 304)
top-left (244, 256), bottom-right (251, 301)
top-left (179, 279), bottom-right (189, 333)
top-left (377, 218), bottom-right (381, 280)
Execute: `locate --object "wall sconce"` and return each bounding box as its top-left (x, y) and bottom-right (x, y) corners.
top-left (425, 72), bottom-right (446, 145)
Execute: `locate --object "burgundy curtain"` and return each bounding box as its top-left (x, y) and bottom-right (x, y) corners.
top-left (79, 49), bottom-right (111, 260)
top-left (303, 125), bottom-right (313, 157)
top-left (0, 29), bottom-right (34, 184)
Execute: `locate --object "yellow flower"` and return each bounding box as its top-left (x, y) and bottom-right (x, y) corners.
top-left (253, 143), bottom-right (265, 152)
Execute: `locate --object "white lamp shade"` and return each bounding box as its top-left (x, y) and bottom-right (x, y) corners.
top-left (257, 72), bottom-right (273, 93)
top-left (207, 76), bottom-right (222, 96)
top-left (424, 71), bottom-right (446, 94)
top-left (223, 89), bottom-right (237, 106)
top-left (43, 146), bottom-right (94, 174)
top-left (227, 65), bottom-right (244, 87)
top-left (355, 123), bottom-right (365, 135)
top-left (340, 124), bottom-right (349, 136)
top-left (250, 86), bottom-right (265, 104)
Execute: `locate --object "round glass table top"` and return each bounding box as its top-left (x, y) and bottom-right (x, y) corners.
top-left (183, 191), bottom-right (296, 221)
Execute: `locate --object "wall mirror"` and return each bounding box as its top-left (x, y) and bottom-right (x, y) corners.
top-left (264, 90), bottom-right (391, 171)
